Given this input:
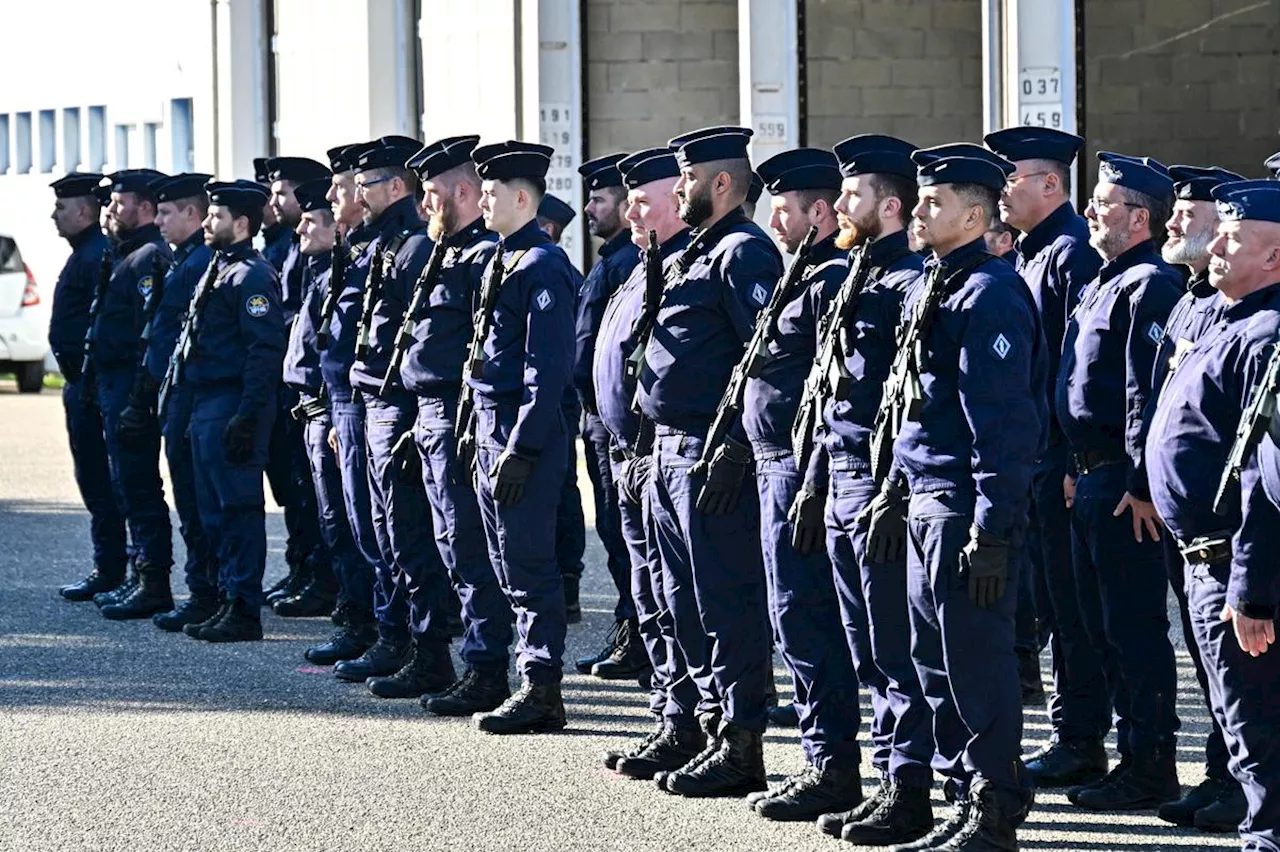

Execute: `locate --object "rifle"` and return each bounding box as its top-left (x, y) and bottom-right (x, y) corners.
top-left (79, 249), bottom-right (113, 394)
top-left (454, 241), bottom-right (508, 470)
top-left (1214, 340), bottom-right (1280, 515)
top-left (380, 239), bottom-right (448, 396)
top-left (126, 253), bottom-right (170, 405)
top-left (624, 229), bottom-right (664, 382)
top-left (791, 240), bottom-right (873, 476)
top-left (315, 231), bottom-right (345, 350)
top-left (354, 243), bottom-right (388, 361)
top-left (157, 256), bottom-right (221, 420)
top-left (693, 225), bottom-right (819, 468)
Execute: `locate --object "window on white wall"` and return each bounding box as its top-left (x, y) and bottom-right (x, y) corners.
top-left (15, 112), bottom-right (32, 174)
top-left (115, 124), bottom-right (133, 170)
top-left (170, 98), bottom-right (193, 174)
top-left (88, 106), bottom-right (107, 171)
top-left (0, 115), bottom-right (10, 173)
top-left (143, 122), bottom-right (158, 170)
top-left (38, 110), bottom-right (56, 173)
top-left (63, 108), bottom-right (81, 171)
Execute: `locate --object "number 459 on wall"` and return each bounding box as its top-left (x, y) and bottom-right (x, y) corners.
top-left (1020, 106), bottom-right (1064, 128)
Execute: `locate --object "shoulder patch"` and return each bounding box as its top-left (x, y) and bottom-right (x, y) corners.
top-left (534, 288), bottom-right (555, 312)
top-left (991, 333), bottom-right (1012, 360)
top-left (1146, 321), bottom-right (1164, 345)
top-left (137, 276), bottom-right (153, 298)
top-left (751, 283), bottom-right (769, 306)
top-left (245, 294), bottom-right (270, 318)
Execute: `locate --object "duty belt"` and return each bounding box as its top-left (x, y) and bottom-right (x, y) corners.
top-left (609, 445), bottom-right (637, 464)
top-left (1072, 448), bottom-right (1126, 476)
top-left (1177, 532), bottom-right (1233, 566)
top-left (290, 396), bottom-right (329, 422)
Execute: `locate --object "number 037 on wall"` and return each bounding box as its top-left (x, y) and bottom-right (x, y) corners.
top-left (1018, 66), bottom-right (1064, 129)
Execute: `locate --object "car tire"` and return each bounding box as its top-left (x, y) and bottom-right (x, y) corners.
top-left (15, 361), bottom-right (44, 393)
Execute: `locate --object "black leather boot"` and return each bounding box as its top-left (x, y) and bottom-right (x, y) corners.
top-left (265, 556), bottom-right (309, 607)
top-left (817, 775), bottom-right (891, 838)
top-left (473, 677), bottom-right (567, 734)
top-left (1157, 776), bottom-right (1235, 827)
top-left (272, 572), bottom-right (339, 618)
top-left (767, 701), bottom-right (800, 728)
top-left (934, 782), bottom-right (1017, 852)
top-left (1026, 737), bottom-right (1108, 787)
top-left (60, 567), bottom-right (125, 602)
top-left (889, 792), bottom-right (972, 852)
top-left (153, 595), bottom-right (220, 632)
top-left (603, 720), bottom-right (665, 771)
top-left (563, 575), bottom-right (581, 624)
top-left (422, 669), bottom-right (512, 716)
top-left (367, 639), bottom-right (456, 698)
top-left (200, 598), bottom-right (263, 643)
top-left (615, 723), bottom-right (707, 780)
top-left (1017, 648), bottom-right (1045, 707)
top-left (592, 618), bottom-right (652, 680)
top-left (94, 572), bottom-right (138, 608)
top-left (1070, 746), bottom-right (1179, 811)
top-left (841, 781), bottom-right (934, 845)
top-left (305, 605), bottom-right (377, 665)
top-left (184, 599), bottom-right (230, 639)
top-left (1193, 782), bottom-right (1247, 832)
top-left (654, 713), bottom-right (721, 790)
top-left (576, 618), bottom-right (624, 674)
top-left (333, 637), bottom-right (412, 682)
top-left (752, 763), bottom-right (863, 821)
top-left (102, 561), bottom-right (173, 620)
top-left (664, 721), bottom-right (766, 798)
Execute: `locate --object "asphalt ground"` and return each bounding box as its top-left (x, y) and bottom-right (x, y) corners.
top-left (0, 388), bottom-right (1237, 852)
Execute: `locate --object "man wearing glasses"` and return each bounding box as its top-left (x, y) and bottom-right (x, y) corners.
top-left (1054, 152), bottom-right (1183, 812)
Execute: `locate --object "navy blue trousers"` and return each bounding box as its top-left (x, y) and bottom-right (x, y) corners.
top-left (757, 452), bottom-right (861, 771)
top-left (556, 397), bottom-right (585, 580)
top-left (1188, 563), bottom-right (1280, 851)
top-left (648, 427), bottom-right (770, 732)
top-left (96, 365), bottom-right (172, 571)
top-left (363, 390), bottom-right (451, 645)
top-left (330, 396), bottom-right (377, 613)
top-left (1070, 463), bottom-right (1179, 756)
top-left (582, 413), bottom-right (635, 619)
top-left (163, 386), bottom-right (216, 598)
top-left (828, 463), bottom-right (934, 787)
top-left (415, 394), bottom-right (513, 675)
top-left (266, 386), bottom-right (324, 569)
top-left (189, 389), bottom-right (273, 607)
top-left (298, 396), bottom-right (367, 610)
top-left (62, 377), bottom-right (127, 575)
top-left (906, 488), bottom-right (1026, 797)
top-left (474, 403), bottom-right (568, 683)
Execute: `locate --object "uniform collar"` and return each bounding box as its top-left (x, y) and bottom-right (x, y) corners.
top-left (806, 230), bottom-right (843, 268)
top-left (67, 224), bottom-right (104, 250)
top-left (446, 216), bottom-right (493, 249)
top-left (116, 222), bottom-right (162, 256)
top-left (219, 239), bottom-right (256, 262)
top-left (263, 222), bottom-right (288, 244)
top-left (926, 236), bottom-right (988, 273)
top-left (598, 228), bottom-right (632, 259)
top-left (868, 229), bottom-right (909, 266)
top-left (345, 223), bottom-right (374, 247)
top-left (502, 217), bottom-right (553, 252)
top-left (174, 229), bottom-right (205, 264)
top-left (660, 228), bottom-right (692, 259)
top-left (685, 208), bottom-right (750, 259)
top-left (371, 196), bottom-right (422, 238)
top-left (1223, 281), bottom-right (1280, 320)
top-left (1187, 268), bottom-right (1216, 298)
top-left (1099, 239), bottom-right (1160, 285)
top-left (1016, 202), bottom-right (1076, 260)
top-left (306, 250), bottom-right (332, 275)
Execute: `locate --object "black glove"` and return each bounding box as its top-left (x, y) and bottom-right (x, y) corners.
top-left (490, 450), bottom-right (535, 506)
top-left (959, 524), bottom-right (1009, 609)
top-left (787, 486), bottom-right (826, 556)
top-left (856, 479), bottom-right (908, 565)
top-left (221, 414), bottom-right (257, 465)
top-left (617, 454), bottom-right (653, 506)
top-left (116, 402), bottom-right (152, 444)
top-left (391, 430), bottom-right (418, 478)
top-left (693, 436), bottom-right (752, 516)
top-left (456, 430), bottom-right (477, 486)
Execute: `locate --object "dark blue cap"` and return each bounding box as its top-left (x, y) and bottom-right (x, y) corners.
top-left (327, 142), bottom-right (368, 174)
top-left (103, 169), bottom-right (169, 196)
top-left (1266, 151), bottom-right (1280, 178)
top-left (93, 184), bottom-right (113, 206)
top-left (914, 154), bottom-right (1014, 192)
top-left (617, 147), bottom-right (680, 189)
top-left (833, 134), bottom-right (917, 179)
top-left (252, 157), bottom-right (271, 184)
top-left (747, 173), bottom-right (764, 204)
top-left (293, 178), bottom-right (333, 214)
top-left (50, 172), bottom-right (105, 199)
top-left (913, 143), bottom-right (1010, 169)
top-left (537, 194), bottom-right (576, 227)
top-left (472, 140), bottom-right (554, 182)
top-left (1168, 165), bottom-right (1246, 202)
top-left (1096, 152), bottom-right (1173, 200)
top-left (354, 136), bottom-right (421, 173)
top-left (151, 172), bottom-right (214, 203)
top-left (667, 125), bottom-right (752, 151)
top-left (673, 128), bottom-right (753, 170)
top-left (1213, 180), bottom-right (1280, 223)
top-left (756, 148), bottom-right (842, 194)
top-left (265, 156), bottom-right (331, 184)
top-left (408, 135), bottom-right (481, 180)
top-left (983, 126), bottom-right (1083, 166)
top-left (206, 179), bottom-right (271, 209)
top-left (579, 153), bottom-right (628, 191)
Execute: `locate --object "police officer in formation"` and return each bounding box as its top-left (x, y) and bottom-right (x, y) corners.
top-left (49, 127), bottom-right (1280, 852)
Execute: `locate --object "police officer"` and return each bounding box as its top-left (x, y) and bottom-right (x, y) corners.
top-left (571, 154), bottom-right (648, 679)
top-left (1153, 178), bottom-right (1280, 852)
top-left (596, 146), bottom-right (694, 775)
top-left (51, 173), bottom-right (128, 602)
top-left (182, 179), bottom-right (286, 642)
top-left (536, 192), bottom-right (589, 622)
top-left (256, 157), bottom-right (292, 271)
top-left (262, 156), bottom-right (337, 616)
top-left (89, 169), bottom-right (176, 619)
top-left (803, 135), bottom-right (936, 845)
top-left (637, 126), bottom-right (783, 796)
top-left (1149, 165), bottom-right (1248, 831)
top-left (714, 147), bottom-right (861, 821)
top-left (340, 136), bottom-right (457, 699)
top-left (864, 149), bottom-right (1046, 850)
top-left (983, 127), bottom-right (1109, 785)
top-left (1058, 153), bottom-right (1183, 811)
top-left (306, 142), bottom-right (385, 666)
top-left (462, 140), bottom-right (579, 734)
top-left (397, 134), bottom-right (513, 716)
top-left (142, 173), bottom-right (221, 630)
